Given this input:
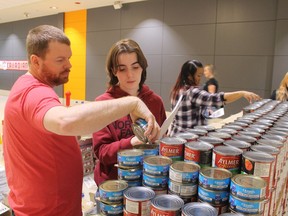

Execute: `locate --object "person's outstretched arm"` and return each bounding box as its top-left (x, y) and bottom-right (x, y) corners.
top-left (43, 96), bottom-right (160, 141)
top-left (224, 91), bottom-right (261, 104)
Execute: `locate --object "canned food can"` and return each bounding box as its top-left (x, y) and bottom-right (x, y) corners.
top-left (193, 125), bottom-right (216, 132)
top-left (143, 155), bottom-right (172, 176)
top-left (229, 194), bottom-right (267, 215)
top-left (184, 141), bottom-right (214, 167)
top-left (186, 128), bottom-right (208, 136)
top-left (216, 128), bottom-right (238, 135)
top-left (198, 198), bottom-right (229, 215)
top-left (199, 167), bottom-right (232, 191)
top-left (117, 149), bottom-right (143, 167)
top-left (142, 173), bottom-right (168, 189)
top-left (123, 186), bottom-right (155, 216)
top-left (241, 151), bottom-right (275, 198)
top-left (100, 201), bottom-right (123, 216)
top-left (198, 136), bottom-right (224, 147)
top-left (238, 131), bottom-right (261, 140)
top-left (118, 167), bottom-right (142, 181)
top-left (168, 179), bottom-right (198, 197)
top-left (212, 145), bottom-right (243, 175)
top-left (208, 131), bottom-right (232, 141)
top-left (230, 174), bottom-right (267, 200)
top-left (132, 118), bottom-right (149, 143)
top-left (125, 179), bottom-right (142, 187)
top-left (151, 194), bottom-right (184, 216)
top-left (169, 161), bottom-right (200, 184)
top-left (181, 202), bottom-right (218, 216)
top-left (134, 143), bottom-right (159, 157)
top-left (223, 140), bottom-right (251, 152)
top-left (232, 134), bottom-right (257, 145)
top-left (174, 132), bottom-right (199, 142)
top-left (99, 180), bottom-right (128, 203)
top-left (197, 185), bottom-right (229, 205)
top-left (159, 137), bottom-right (187, 161)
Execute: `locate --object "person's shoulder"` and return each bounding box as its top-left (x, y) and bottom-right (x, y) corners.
top-left (95, 92), bottom-right (114, 101)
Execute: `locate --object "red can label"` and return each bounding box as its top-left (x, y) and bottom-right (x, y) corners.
top-left (160, 143), bottom-right (183, 161)
top-left (212, 152), bottom-right (241, 175)
top-left (150, 205), bottom-right (179, 216)
top-left (184, 147), bottom-right (199, 162)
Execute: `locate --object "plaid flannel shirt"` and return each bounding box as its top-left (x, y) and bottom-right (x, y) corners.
top-left (169, 87), bottom-right (225, 136)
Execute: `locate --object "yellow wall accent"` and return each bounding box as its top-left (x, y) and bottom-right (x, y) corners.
top-left (64, 10), bottom-right (87, 100)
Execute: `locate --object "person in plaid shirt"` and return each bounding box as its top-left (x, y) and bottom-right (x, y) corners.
top-left (168, 60), bottom-right (261, 136)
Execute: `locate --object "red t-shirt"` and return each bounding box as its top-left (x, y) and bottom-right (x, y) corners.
top-left (3, 75), bottom-right (83, 216)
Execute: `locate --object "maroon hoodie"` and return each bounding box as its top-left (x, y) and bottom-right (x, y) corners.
top-left (92, 85), bottom-right (166, 186)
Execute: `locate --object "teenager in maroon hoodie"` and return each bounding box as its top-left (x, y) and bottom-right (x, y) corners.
top-left (92, 39), bottom-right (166, 186)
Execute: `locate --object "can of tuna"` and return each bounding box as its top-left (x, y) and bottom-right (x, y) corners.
top-left (100, 201), bottom-right (123, 216)
top-left (199, 167), bottom-right (232, 191)
top-left (123, 186), bottom-right (155, 216)
top-left (181, 202), bottom-right (218, 216)
top-left (125, 179), bottom-right (142, 187)
top-left (117, 149), bottom-right (143, 167)
top-left (134, 143), bottom-right (159, 157)
top-left (168, 179), bottom-right (198, 197)
top-left (198, 198), bottom-right (229, 215)
top-left (169, 161), bottom-right (200, 184)
top-left (250, 144), bottom-right (280, 187)
top-left (223, 140), bottom-right (251, 152)
top-left (143, 155), bottom-right (172, 176)
top-left (132, 118), bottom-right (149, 143)
top-left (232, 134), bottom-right (257, 145)
top-left (198, 185), bottom-right (229, 205)
top-left (99, 180), bottom-right (128, 203)
top-left (184, 141), bottom-right (214, 167)
top-left (174, 132), bottom-right (199, 142)
top-left (219, 213), bottom-right (245, 216)
top-left (143, 185), bottom-right (168, 195)
top-left (159, 137), bottom-right (187, 161)
top-left (142, 172), bottom-right (168, 189)
top-left (229, 194), bottom-right (267, 215)
top-left (212, 145), bottom-right (243, 175)
top-left (151, 194), bottom-right (184, 216)
top-left (118, 167), bottom-right (142, 181)
top-left (208, 131), bottom-right (232, 141)
top-left (230, 174), bottom-right (267, 200)
top-left (241, 151), bottom-right (275, 198)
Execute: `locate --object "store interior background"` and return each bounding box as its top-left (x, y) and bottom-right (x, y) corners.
top-left (1, 0), bottom-right (288, 119)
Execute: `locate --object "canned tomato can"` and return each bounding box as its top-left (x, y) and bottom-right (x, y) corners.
top-left (222, 124), bottom-right (243, 132)
top-left (244, 127), bottom-right (265, 135)
top-left (118, 167), bottom-right (142, 181)
top-left (232, 134), bottom-right (257, 145)
top-left (199, 136), bottom-right (224, 147)
top-left (186, 128), bottom-right (208, 136)
top-left (223, 140), bottom-right (251, 152)
top-left (143, 155), bottom-right (172, 176)
top-left (194, 125), bottom-right (216, 132)
top-left (199, 167), bottom-right (232, 191)
top-left (159, 137), bottom-right (186, 161)
top-left (117, 149), bottom-right (143, 167)
top-left (230, 174), bottom-right (267, 200)
top-left (151, 194), bottom-right (184, 216)
top-left (174, 132), bottom-right (199, 142)
top-left (142, 173), bottom-right (168, 189)
top-left (198, 185), bottom-right (229, 205)
top-left (132, 118), bottom-right (149, 143)
top-left (123, 186), bottom-right (155, 216)
top-left (169, 161), bottom-right (200, 184)
top-left (184, 141), bottom-right (214, 167)
top-left (181, 202), bottom-right (218, 216)
top-left (212, 145), bottom-right (243, 175)
top-left (208, 131), bottom-right (232, 141)
top-left (134, 143), bottom-right (159, 157)
top-left (99, 180), bottom-right (128, 203)
top-left (250, 144), bottom-right (280, 187)
top-left (216, 128), bottom-right (238, 136)
top-left (100, 201), bottom-right (123, 216)
top-left (238, 131), bottom-right (261, 140)
top-left (241, 151), bottom-right (275, 198)
top-left (168, 179), bottom-right (198, 197)
top-left (229, 194), bottom-right (267, 215)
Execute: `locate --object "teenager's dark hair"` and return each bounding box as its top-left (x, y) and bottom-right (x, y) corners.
top-left (170, 60), bottom-right (203, 101)
top-left (106, 39), bottom-right (147, 91)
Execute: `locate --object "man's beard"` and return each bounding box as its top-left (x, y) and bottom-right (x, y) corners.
top-left (42, 65), bottom-right (70, 86)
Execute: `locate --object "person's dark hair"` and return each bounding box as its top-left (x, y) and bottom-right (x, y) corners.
top-left (106, 39), bottom-right (148, 91)
top-left (26, 25), bottom-right (70, 64)
top-left (170, 60), bottom-right (203, 101)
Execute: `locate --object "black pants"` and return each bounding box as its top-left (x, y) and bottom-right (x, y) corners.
top-left (11, 210), bottom-right (16, 216)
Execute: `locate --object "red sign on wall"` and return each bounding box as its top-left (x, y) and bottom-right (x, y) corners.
top-left (0, 60), bottom-right (28, 71)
